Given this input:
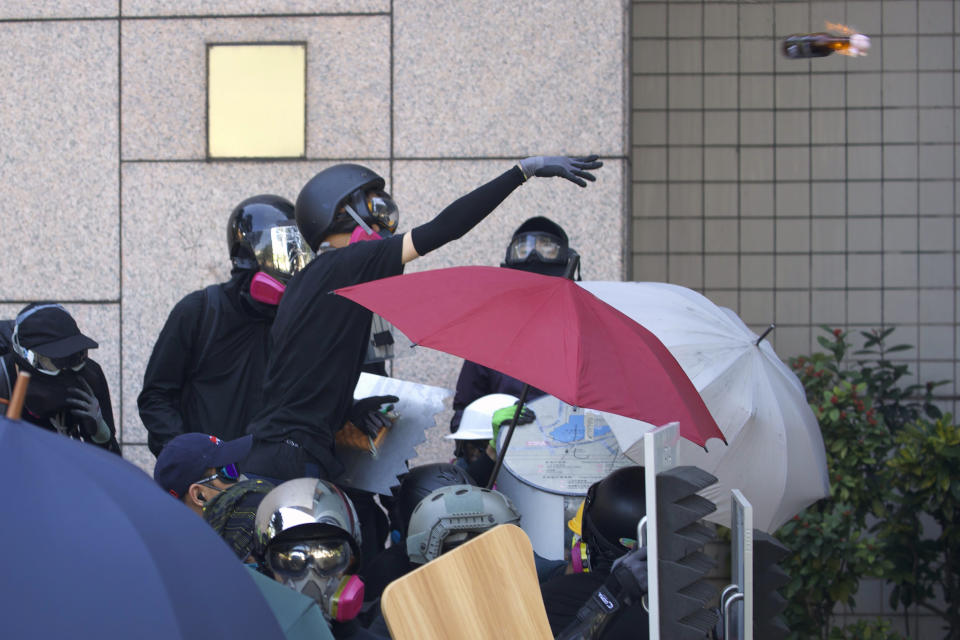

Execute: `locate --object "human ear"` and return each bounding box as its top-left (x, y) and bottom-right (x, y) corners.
top-left (187, 484), bottom-right (207, 506)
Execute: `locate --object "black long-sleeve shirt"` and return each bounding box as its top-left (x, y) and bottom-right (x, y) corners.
top-left (138, 270), bottom-right (274, 455)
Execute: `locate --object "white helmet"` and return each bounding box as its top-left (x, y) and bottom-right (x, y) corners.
top-left (445, 393), bottom-right (519, 441)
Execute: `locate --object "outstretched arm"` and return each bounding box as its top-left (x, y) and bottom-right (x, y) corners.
top-left (401, 156), bottom-right (602, 264)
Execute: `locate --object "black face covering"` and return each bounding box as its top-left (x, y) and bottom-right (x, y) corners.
top-left (232, 269), bottom-right (279, 319)
top-left (17, 357), bottom-right (81, 418)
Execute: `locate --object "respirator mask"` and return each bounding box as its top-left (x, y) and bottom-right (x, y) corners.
top-left (266, 538), bottom-right (365, 622)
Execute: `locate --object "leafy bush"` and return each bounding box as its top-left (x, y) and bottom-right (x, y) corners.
top-left (877, 416), bottom-right (960, 638)
top-left (777, 327), bottom-right (943, 639)
top-left (828, 618), bottom-right (904, 639)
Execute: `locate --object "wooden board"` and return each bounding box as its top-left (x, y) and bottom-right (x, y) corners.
top-left (381, 524), bottom-right (553, 640)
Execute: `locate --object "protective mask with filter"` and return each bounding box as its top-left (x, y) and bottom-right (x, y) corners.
top-left (248, 271), bottom-right (286, 306)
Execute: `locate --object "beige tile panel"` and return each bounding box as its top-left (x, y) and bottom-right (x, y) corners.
top-left (0, 21), bottom-right (118, 300)
top-left (0, 303), bottom-right (120, 437)
top-left (120, 160), bottom-right (389, 444)
top-left (122, 16), bottom-right (389, 160)
top-left (0, 1), bottom-right (115, 18)
top-left (122, 1), bottom-right (387, 16)
top-left (394, 0), bottom-right (625, 157)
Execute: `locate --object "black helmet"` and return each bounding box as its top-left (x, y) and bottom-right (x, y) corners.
top-left (295, 164), bottom-right (399, 251)
top-left (501, 216), bottom-right (576, 278)
top-left (226, 194), bottom-right (312, 282)
top-left (390, 463), bottom-right (476, 536)
top-left (581, 466), bottom-right (646, 571)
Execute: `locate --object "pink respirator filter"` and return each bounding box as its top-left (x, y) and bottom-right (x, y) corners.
top-left (249, 271), bottom-right (286, 305)
top-left (350, 226), bottom-right (382, 244)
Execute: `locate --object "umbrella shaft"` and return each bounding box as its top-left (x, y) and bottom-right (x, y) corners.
top-left (486, 383), bottom-right (531, 489)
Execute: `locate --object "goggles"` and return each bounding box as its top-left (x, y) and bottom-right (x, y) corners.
top-left (195, 464), bottom-right (241, 487)
top-left (339, 188), bottom-right (399, 236)
top-left (17, 346), bottom-right (87, 376)
top-left (505, 231), bottom-right (566, 264)
top-left (267, 539), bottom-right (353, 579)
top-left (36, 350), bottom-right (86, 376)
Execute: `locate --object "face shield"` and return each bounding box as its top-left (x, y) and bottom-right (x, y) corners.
top-left (247, 224), bottom-right (314, 282)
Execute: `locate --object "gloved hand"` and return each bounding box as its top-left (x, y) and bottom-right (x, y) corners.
top-left (349, 395), bottom-right (399, 438)
top-left (490, 404), bottom-right (536, 447)
top-left (491, 404), bottom-right (536, 429)
top-left (518, 155), bottom-right (603, 187)
top-left (556, 546), bottom-right (648, 640)
top-left (608, 547), bottom-right (648, 602)
top-left (65, 378), bottom-right (112, 444)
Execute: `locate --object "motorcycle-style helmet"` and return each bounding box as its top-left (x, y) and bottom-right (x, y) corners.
top-left (226, 194), bottom-right (313, 282)
top-left (295, 164), bottom-right (398, 251)
top-left (255, 478), bottom-right (362, 558)
top-left (580, 466), bottom-right (646, 571)
top-left (501, 216), bottom-right (577, 278)
top-left (405, 485), bottom-right (520, 565)
top-left (390, 463), bottom-right (477, 537)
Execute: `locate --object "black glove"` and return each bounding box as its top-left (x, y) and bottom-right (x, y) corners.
top-left (518, 155), bottom-right (603, 187)
top-left (555, 548), bottom-right (649, 640)
top-left (349, 395), bottom-right (399, 438)
top-left (609, 547), bottom-right (648, 603)
top-left (65, 378), bottom-right (111, 444)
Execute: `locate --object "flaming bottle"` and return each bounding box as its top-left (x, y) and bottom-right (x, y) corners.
top-left (782, 32), bottom-right (871, 58)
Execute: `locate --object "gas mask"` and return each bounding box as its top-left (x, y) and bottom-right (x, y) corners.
top-left (349, 225), bottom-right (382, 244)
top-left (249, 271), bottom-right (286, 306)
top-left (339, 188), bottom-right (398, 240)
top-left (266, 538), bottom-right (365, 622)
top-left (243, 225), bottom-right (314, 305)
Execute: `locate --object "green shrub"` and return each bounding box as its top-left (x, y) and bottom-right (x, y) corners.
top-left (778, 327), bottom-right (943, 639)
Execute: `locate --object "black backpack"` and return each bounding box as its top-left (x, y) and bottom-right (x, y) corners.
top-left (0, 319), bottom-right (13, 357)
top-left (0, 319), bottom-right (15, 399)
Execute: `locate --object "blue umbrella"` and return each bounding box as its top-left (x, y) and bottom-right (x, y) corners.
top-left (0, 416), bottom-right (284, 639)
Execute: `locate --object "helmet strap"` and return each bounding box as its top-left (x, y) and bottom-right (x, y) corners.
top-left (342, 203), bottom-right (375, 235)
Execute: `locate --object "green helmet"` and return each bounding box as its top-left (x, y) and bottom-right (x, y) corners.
top-left (405, 485), bottom-right (521, 565)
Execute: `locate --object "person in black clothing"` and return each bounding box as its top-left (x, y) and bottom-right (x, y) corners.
top-left (0, 303), bottom-right (120, 453)
top-left (541, 466), bottom-right (650, 639)
top-left (244, 155), bottom-right (602, 484)
top-left (138, 195), bottom-right (312, 456)
top-left (449, 217), bottom-right (580, 464)
top-left (359, 462), bottom-right (477, 607)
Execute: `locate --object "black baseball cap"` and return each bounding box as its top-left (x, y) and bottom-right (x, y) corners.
top-left (154, 433), bottom-right (253, 499)
top-left (15, 303), bottom-right (98, 358)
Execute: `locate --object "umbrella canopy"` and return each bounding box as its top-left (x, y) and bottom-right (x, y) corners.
top-left (579, 281), bottom-right (830, 533)
top-left (334, 266), bottom-right (723, 448)
top-left (0, 417), bottom-right (284, 639)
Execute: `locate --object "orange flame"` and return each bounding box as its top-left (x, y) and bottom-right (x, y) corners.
top-left (825, 21), bottom-right (870, 57)
top-left (825, 21), bottom-right (855, 35)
